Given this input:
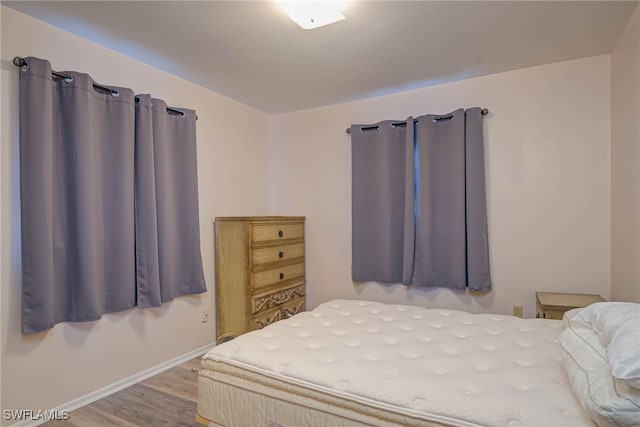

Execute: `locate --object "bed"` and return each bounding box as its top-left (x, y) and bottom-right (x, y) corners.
top-left (197, 299), bottom-right (639, 427)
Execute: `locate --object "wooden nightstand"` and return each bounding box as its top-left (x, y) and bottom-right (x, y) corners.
top-left (535, 292), bottom-right (605, 320)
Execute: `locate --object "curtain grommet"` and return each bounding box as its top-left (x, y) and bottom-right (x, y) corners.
top-left (12, 57), bottom-right (29, 72)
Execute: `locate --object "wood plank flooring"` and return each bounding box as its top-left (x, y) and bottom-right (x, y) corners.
top-left (42, 358), bottom-right (202, 427)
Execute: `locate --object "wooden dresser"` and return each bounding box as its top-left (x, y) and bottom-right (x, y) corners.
top-left (215, 216), bottom-right (305, 343)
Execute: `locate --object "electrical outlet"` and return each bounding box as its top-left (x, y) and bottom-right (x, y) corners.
top-left (512, 305), bottom-right (523, 318)
top-left (201, 308), bottom-right (211, 323)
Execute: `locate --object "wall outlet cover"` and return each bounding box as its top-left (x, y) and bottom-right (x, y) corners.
top-left (512, 306), bottom-right (524, 318)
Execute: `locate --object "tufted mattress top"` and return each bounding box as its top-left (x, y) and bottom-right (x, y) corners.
top-left (202, 299), bottom-right (594, 426)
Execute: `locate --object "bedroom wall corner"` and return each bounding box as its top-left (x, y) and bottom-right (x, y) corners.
top-left (611, 3), bottom-right (640, 303)
top-left (268, 55), bottom-right (612, 318)
top-left (0, 6), bottom-right (272, 424)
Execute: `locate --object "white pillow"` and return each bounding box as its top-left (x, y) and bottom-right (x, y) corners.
top-left (570, 302), bottom-right (640, 389)
top-left (559, 324), bottom-right (640, 426)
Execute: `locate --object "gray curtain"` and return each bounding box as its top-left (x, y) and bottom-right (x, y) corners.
top-left (351, 119), bottom-right (415, 284)
top-left (19, 57), bottom-right (207, 333)
top-left (19, 57), bottom-right (136, 333)
top-left (134, 94), bottom-right (161, 307)
top-left (412, 108), bottom-right (491, 290)
top-left (134, 96), bottom-right (206, 304)
top-left (464, 108), bottom-right (492, 290)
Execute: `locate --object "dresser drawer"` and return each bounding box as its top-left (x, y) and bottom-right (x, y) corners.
top-left (250, 298), bottom-right (305, 330)
top-left (252, 263), bottom-right (305, 290)
top-left (251, 308), bottom-right (281, 329)
top-left (252, 243), bottom-right (304, 266)
top-left (252, 223), bottom-right (304, 242)
top-left (281, 298), bottom-right (305, 320)
top-left (252, 283), bottom-right (305, 314)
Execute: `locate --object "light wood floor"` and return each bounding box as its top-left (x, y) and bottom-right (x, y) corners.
top-left (43, 358), bottom-right (202, 427)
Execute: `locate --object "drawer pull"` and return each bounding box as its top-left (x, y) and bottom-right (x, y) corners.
top-left (278, 230), bottom-right (284, 237)
top-left (279, 273), bottom-right (285, 280)
top-left (278, 251), bottom-right (284, 259)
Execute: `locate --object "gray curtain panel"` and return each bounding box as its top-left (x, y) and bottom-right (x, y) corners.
top-left (412, 108), bottom-right (491, 290)
top-left (19, 57), bottom-right (136, 333)
top-left (134, 96), bottom-right (206, 303)
top-left (134, 94), bottom-right (162, 307)
top-left (351, 119), bottom-right (415, 284)
top-left (464, 108), bottom-right (492, 290)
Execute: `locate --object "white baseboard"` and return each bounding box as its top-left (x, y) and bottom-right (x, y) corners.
top-left (8, 343), bottom-right (215, 427)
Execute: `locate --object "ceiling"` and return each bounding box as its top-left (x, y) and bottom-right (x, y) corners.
top-left (4, 1), bottom-right (637, 114)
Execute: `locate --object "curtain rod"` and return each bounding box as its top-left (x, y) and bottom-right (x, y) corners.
top-left (12, 56), bottom-right (197, 120)
top-left (345, 108), bottom-right (489, 134)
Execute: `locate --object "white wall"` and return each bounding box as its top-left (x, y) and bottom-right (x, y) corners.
top-left (611, 4), bottom-right (640, 303)
top-left (269, 55), bottom-right (612, 318)
top-left (1, 6), bottom-right (271, 422)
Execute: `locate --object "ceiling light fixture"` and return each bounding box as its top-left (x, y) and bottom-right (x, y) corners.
top-left (278, 1), bottom-right (348, 30)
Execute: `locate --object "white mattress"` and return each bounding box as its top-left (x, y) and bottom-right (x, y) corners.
top-left (198, 299), bottom-right (595, 427)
